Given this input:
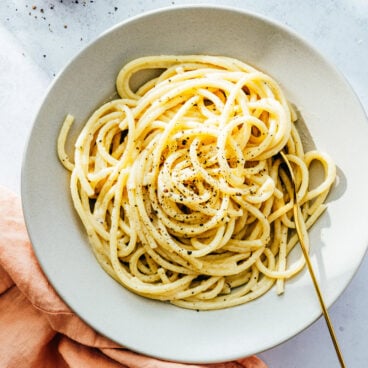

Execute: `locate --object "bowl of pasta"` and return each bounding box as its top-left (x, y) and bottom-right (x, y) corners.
top-left (22, 5), bottom-right (368, 363)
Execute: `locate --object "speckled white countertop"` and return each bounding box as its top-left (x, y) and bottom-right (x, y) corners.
top-left (1, 1), bottom-right (367, 367)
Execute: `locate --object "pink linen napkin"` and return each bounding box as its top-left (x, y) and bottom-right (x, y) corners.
top-left (0, 185), bottom-right (267, 368)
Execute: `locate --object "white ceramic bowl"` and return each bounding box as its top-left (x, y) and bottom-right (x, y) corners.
top-left (22, 5), bottom-right (368, 363)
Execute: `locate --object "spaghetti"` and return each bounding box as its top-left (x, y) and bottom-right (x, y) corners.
top-left (58, 55), bottom-right (335, 310)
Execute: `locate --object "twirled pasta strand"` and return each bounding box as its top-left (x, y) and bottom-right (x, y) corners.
top-left (58, 55), bottom-right (335, 310)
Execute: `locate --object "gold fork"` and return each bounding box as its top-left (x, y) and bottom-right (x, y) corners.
top-left (280, 151), bottom-right (346, 368)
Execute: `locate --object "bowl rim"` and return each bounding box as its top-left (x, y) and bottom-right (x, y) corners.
top-left (21, 4), bottom-right (368, 364)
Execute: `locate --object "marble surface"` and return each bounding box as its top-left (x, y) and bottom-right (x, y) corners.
top-left (0, 0), bottom-right (367, 367)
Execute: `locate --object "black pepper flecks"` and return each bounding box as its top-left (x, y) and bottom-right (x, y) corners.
top-left (7, 0), bottom-right (99, 65)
